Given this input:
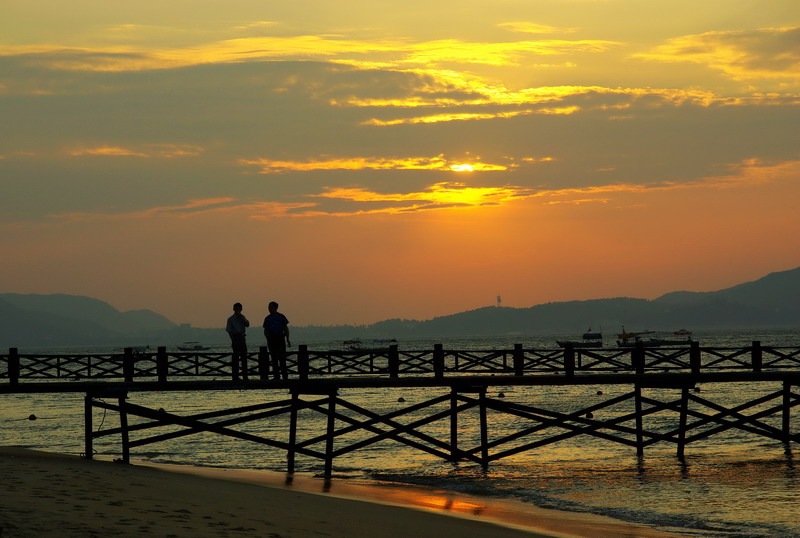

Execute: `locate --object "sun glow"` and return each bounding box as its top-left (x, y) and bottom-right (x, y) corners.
top-left (449, 164), bottom-right (474, 172)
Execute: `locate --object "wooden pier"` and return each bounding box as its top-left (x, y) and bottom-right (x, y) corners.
top-left (2, 342), bottom-right (800, 476)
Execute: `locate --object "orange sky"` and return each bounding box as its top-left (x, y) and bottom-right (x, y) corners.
top-left (1, 1), bottom-right (799, 327)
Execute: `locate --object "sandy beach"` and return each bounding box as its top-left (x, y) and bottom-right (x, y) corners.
top-left (0, 447), bottom-right (678, 537)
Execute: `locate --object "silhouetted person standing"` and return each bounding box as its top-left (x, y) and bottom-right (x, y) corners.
top-left (263, 301), bottom-right (290, 380)
top-left (226, 302), bottom-right (250, 381)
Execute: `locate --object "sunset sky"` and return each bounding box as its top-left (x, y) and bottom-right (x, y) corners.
top-left (2, 1), bottom-right (799, 328)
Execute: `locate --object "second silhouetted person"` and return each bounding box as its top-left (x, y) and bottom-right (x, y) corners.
top-left (263, 301), bottom-right (290, 380)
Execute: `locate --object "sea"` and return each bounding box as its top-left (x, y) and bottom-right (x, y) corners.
top-left (2, 328), bottom-right (800, 537)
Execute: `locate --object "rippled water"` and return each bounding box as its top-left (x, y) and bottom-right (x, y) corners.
top-left (3, 328), bottom-right (800, 537)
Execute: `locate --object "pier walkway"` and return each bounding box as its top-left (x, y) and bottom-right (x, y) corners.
top-left (2, 342), bottom-right (800, 476)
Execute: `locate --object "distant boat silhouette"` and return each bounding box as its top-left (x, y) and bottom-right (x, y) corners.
top-left (557, 329), bottom-right (603, 348)
top-left (616, 326), bottom-right (693, 347)
top-left (342, 339), bottom-right (363, 351)
top-left (177, 341), bottom-right (210, 351)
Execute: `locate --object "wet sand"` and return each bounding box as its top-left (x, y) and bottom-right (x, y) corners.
top-left (0, 447), bottom-right (678, 537)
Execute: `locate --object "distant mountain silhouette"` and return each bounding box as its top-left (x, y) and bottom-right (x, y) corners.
top-left (306, 267), bottom-right (800, 339)
top-left (1, 267), bottom-right (798, 348)
top-left (0, 293), bottom-right (178, 348)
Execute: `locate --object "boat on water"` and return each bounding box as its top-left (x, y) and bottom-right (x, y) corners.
top-left (177, 341), bottom-right (211, 351)
top-left (342, 339), bottom-right (364, 351)
top-left (340, 338), bottom-right (397, 352)
top-left (556, 329), bottom-right (603, 348)
top-left (616, 327), bottom-right (693, 347)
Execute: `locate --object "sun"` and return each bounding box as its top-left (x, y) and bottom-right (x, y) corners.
top-left (449, 164), bottom-right (474, 172)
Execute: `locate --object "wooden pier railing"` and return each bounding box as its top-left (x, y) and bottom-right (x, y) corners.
top-left (2, 342), bottom-right (800, 385)
top-left (2, 342), bottom-right (800, 477)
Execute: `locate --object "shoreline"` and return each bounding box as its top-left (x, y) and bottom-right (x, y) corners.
top-left (0, 447), bottom-right (679, 537)
top-left (148, 460), bottom-right (682, 537)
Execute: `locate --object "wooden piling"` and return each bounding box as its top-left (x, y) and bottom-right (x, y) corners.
top-left (388, 345), bottom-right (399, 378)
top-left (563, 344), bottom-right (575, 376)
top-left (324, 394), bottom-right (336, 477)
top-left (677, 386), bottom-right (689, 458)
top-left (479, 388), bottom-right (489, 467)
top-left (433, 344), bottom-right (444, 378)
top-left (513, 344), bottom-right (524, 376)
top-left (119, 395), bottom-right (130, 463)
top-left (157, 346), bottom-right (168, 383)
top-left (449, 388), bottom-right (459, 461)
top-left (632, 342), bottom-right (645, 375)
top-left (690, 341), bottom-right (701, 375)
top-left (83, 394), bottom-right (93, 459)
top-left (751, 341), bottom-right (762, 373)
top-left (298, 345), bottom-right (309, 381)
top-left (783, 380), bottom-right (792, 443)
top-left (8, 348), bottom-right (19, 385)
top-left (258, 346), bottom-right (270, 381)
top-left (231, 348), bottom-right (240, 381)
top-left (288, 391), bottom-right (299, 473)
top-left (123, 347), bottom-right (134, 383)
top-left (634, 384), bottom-right (644, 457)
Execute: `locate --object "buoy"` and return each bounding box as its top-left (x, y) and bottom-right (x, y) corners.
top-left (586, 412), bottom-right (594, 419)
top-left (498, 392), bottom-right (505, 398)
top-left (398, 397), bottom-right (405, 403)
top-left (28, 414), bottom-right (37, 421)
top-left (596, 390), bottom-right (603, 396)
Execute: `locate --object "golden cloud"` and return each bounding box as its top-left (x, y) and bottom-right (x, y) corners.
top-left (352, 80), bottom-right (721, 125)
top-left (497, 22), bottom-right (578, 35)
top-left (232, 21), bottom-right (278, 31)
top-left (363, 111), bottom-right (528, 125)
top-left (318, 182), bottom-right (527, 204)
top-left (327, 61), bottom-right (726, 108)
top-left (238, 155), bottom-right (512, 173)
top-left (533, 159), bottom-right (800, 206)
top-left (0, 32), bottom-right (616, 73)
top-left (40, 159), bottom-right (800, 224)
top-left (293, 175), bottom-right (722, 216)
top-left (697, 158), bottom-right (800, 189)
top-left (363, 107), bottom-right (581, 126)
top-left (636, 26), bottom-right (800, 80)
top-left (402, 38), bottom-right (617, 67)
top-left (297, 181), bottom-right (533, 216)
top-left (69, 146), bottom-right (150, 157)
top-left (68, 144), bottom-right (203, 158)
top-left (51, 197), bottom-right (240, 223)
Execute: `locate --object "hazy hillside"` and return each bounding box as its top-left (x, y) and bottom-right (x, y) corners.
top-left (0, 293), bottom-right (177, 334)
top-left (653, 267), bottom-right (800, 327)
top-left (316, 267), bottom-right (800, 339)
top-left (0, 297), bottom-right (109, 347)
top-left (2, 267), bottom-right (798, 348)
top-left (0, 293), bottom-right (178, 348)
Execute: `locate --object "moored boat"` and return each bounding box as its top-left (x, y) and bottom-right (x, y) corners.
top-left (342, 338), bottom-right (364, 351)
top-left (177, 341), bottom-right (211, 351)
top-left (557, 329), bottom-right (603, 348)
top-left (616, 327), bottom-right (693, 347)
